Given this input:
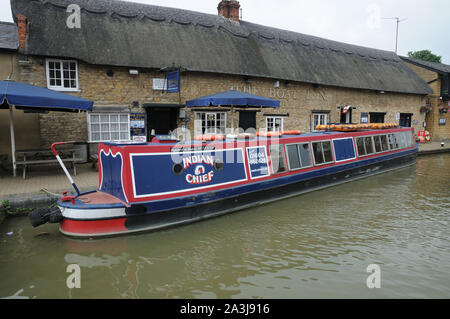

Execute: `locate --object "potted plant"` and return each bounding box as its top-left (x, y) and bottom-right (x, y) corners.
top-left (439, 106), bottom-right (449, 114)
top-left (420, 105), bottom-right (431, 113)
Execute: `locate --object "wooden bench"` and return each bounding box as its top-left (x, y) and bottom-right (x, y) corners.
top-left (16, 148), bottom-right (79, 179)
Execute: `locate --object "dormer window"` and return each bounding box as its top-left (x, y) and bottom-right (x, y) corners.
top-left (46, 59), bottom-right (79, 91)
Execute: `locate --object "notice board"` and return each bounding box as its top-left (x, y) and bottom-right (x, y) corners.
top-left (130, 113), bottom-right (147, 143)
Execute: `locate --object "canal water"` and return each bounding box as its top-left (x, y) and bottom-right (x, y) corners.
top-left (0, 154), bottom-right (449, 299)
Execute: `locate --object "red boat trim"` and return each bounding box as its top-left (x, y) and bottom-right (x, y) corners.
top-left (60, 218), bottom-right (127, 236)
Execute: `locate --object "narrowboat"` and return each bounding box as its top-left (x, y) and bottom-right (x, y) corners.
top-left (29, 125), bottom-right (417, 238)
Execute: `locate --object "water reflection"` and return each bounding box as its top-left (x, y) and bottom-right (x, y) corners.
top-left (1, 154), bottom-right (449, 298)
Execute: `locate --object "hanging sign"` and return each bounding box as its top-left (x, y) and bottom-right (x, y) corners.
top-left (167, 71), bottom-right (180, 93)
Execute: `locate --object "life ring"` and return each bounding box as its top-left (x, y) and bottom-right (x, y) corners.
top-left (283, 130), bottom-right (302, 135)
top-left (193, 134), bottom-right (225, 141)
top-left (256, 131), bottom-right (283, 138)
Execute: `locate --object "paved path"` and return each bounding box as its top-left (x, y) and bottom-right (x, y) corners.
top-left (0, 163), bottom-right (98, 197)
top-left (417, 140), bottom-right (450, 155)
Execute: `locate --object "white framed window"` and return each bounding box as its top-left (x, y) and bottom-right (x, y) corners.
top-left (46, 59), bottom-right (79, 91)
top-left (194, 112), bottom-right (227, 135)
top-left (312, 113), bottom-right (328, 131)
top-left (88, 113), bottom-right (131, 143)
top-left (266, 116), bottom-right (284, 132)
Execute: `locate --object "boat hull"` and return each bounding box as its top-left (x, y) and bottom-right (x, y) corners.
top-left (59, 148), bottom-right (417, 238)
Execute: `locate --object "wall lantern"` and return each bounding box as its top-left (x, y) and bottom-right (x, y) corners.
top-left (129, 69), bottom-right (139, 75)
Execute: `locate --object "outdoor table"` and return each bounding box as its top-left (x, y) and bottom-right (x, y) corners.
top-left (15, 148), bottom-right (78, 179)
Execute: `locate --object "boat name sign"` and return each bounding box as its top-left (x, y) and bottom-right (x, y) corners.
top-left (183, 155), bottom-right (215, 185)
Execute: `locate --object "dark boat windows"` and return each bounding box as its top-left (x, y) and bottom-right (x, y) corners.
top-left (269, 144), bottom-right (287, 174)
top-left (299, 143), bottom-right (312, 167)
top-left (312, 141), bottom-right (334, 165)
top-left (380, 135), bottom-right (389, 151)
top-left (364, 137), bottom-right (374, 154)
top-left (286, 143), bottom-right (313, 171)
top-left (356, 136), bottom-right (375, 156)
top-left (402, 131), bottom-right (414, 148)
top-left (286, 144), bottom-right (301, 170)
top-left (388, 134), bottom-right (398, 150)
top-left (373, 135), bottom-right (383, 153)
top-left (356, 137), bottom-right (366, 156)
top-left (395, 132), bottom-right (407, 149)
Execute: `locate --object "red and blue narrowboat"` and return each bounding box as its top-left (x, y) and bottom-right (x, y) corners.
top-left (29, 125), bottom-right (417, 238)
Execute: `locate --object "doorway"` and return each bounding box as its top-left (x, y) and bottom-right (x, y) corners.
top-left (239, 111), bottom-right (257, 131)
top-left (146, 107), bottom-right (179, 135)
top-left (399, 113), bottom-right (412, 127)
top-left (340, 107), bottom-right (353, 124)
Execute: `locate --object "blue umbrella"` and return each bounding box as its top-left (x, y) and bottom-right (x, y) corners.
top-left (186, 90), bottom-right (280, 108)
top-left (186, 90), bottom-right (280, 131)
top-left (0, 80), bottom-right (93, 176)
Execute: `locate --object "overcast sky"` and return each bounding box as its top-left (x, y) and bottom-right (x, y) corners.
top-left (1, 0), bottom-right (449, 63)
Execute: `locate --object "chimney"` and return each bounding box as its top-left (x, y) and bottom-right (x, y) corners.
top-left (16, 14), bottom-right (27, 49)
top-left (218, 0), bottom-right (240, 22)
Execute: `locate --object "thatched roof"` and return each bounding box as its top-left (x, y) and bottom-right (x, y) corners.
top-left (11, 0), bottom-right (432, 95)
top-left (401, 56), bottom-right (450, 75)
top-left (0, 21), bottom-right (18, 50)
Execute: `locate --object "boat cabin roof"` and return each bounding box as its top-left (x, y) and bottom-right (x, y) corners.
top-left (104, 128), bottom-right (412, 147)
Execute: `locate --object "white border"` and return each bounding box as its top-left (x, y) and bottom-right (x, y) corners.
top-left (265, 116), bottom-right (284, 132)
top-left (129, 148), bottom-right (248, 198)
top-left (246, 146), bottom-right (270, 180)
top-left (46, 58), bottom-right (79, 92)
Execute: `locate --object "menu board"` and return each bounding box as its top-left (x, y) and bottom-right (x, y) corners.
top-left (130, 113), bottom-right (147, 143)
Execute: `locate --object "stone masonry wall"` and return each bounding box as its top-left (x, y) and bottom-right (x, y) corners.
top-left (19, 57), bottom-right (427, 147)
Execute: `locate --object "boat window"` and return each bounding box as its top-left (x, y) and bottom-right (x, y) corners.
top-left (298, 143), bottom-right (312, 167)
top-left (286, 144), bottom-right (301, 170)
top-left (286, 143), bottom-right (313, 171)
top-left (364, 137), bottom-right (374, 154)
top-left (373, 135), bottom-right (383, 153)
top-left (269, 144), bottom-right (287, 174)
top-left (396, 132), bottom-right (407, 149)
top-left (322, 141), bottom-right (333, 162)
top-left (403, 131), bottom-right (413, 148)
top-left (388, 134), bottom-right (398, 150)
top-left (312, 142), bottom-right (324, 164)
top-left (312, 141), bottom-right (334, 165)
top-left (356, 137), bottom-right (366, 156)
top-left (380, 135), bottom-right (389, 151)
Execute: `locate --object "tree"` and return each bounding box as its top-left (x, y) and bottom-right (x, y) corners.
top-left (407, 50), bottom-right (442, 63)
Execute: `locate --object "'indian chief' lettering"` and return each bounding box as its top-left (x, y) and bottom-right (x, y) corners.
top-left (183, 155), bottom-right (215, 185)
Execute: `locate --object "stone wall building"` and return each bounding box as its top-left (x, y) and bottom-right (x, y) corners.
top-left (401, 57), bottom-right (450, 141)
top-left (5, 0), bottom-right (432, 158)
